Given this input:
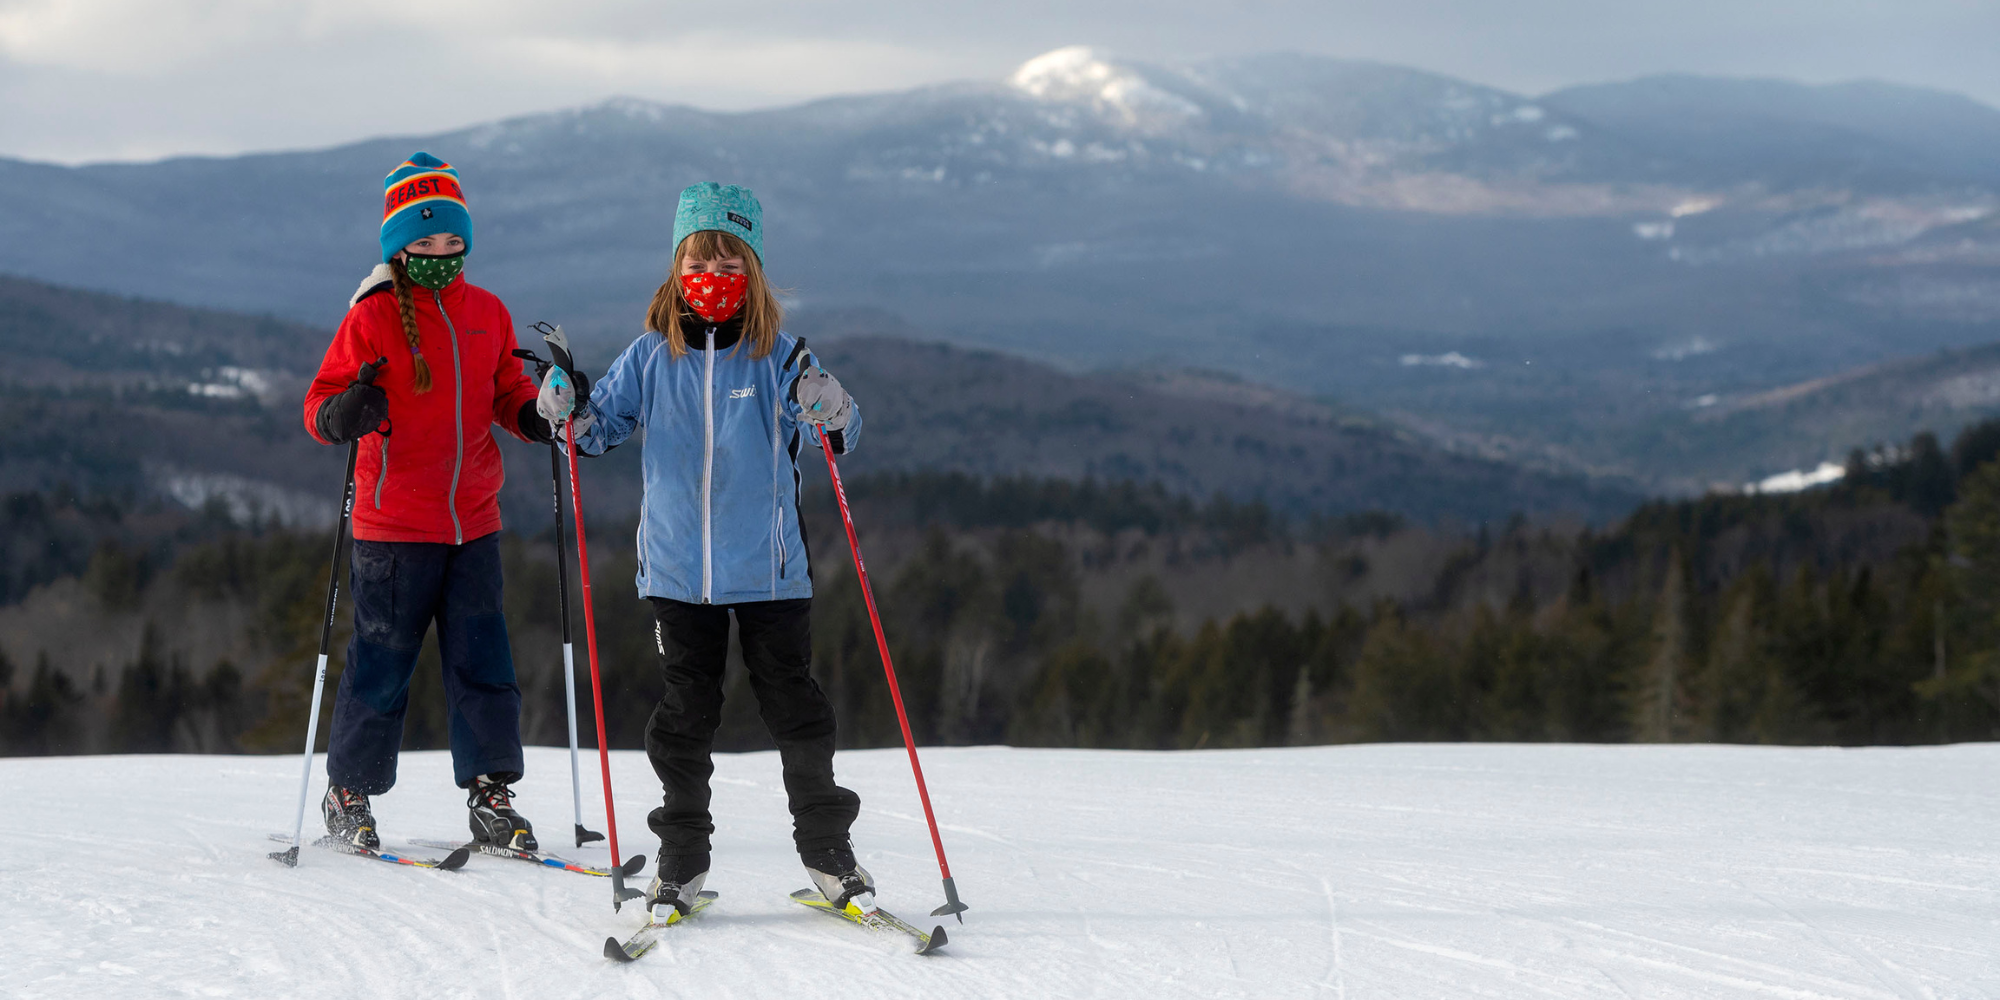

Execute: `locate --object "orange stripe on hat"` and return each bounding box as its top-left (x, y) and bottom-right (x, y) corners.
top-left (382, 172), bottom-right (466, 221)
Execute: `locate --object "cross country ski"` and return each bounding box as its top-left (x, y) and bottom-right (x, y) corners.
top-left (409, 838), bottom-right (637, 877)
top-left (265, 833), bottom-right (469, 871)
top-left (603, 890), bottom-right (721, 962)
top-left (788, 887), bottom-right (948, 955)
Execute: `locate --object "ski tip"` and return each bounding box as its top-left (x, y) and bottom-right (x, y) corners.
top-left (268, 846), bottom-right (300, 868)
top-left (603, 936), bottom-right (637, 963)
top-left (919, 925), bottom-right (949, 955)
top-left (438, 847), bottom-right (472, 871)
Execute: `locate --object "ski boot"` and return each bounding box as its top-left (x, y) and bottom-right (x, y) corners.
top-left (647, 853), bottom-right (710, 924)
top-left (802, 844), bottom-right (876, 914)
top-left (466, 773), bottom-right (537, 851)
top-left (322, 786), bottom-right (380, 849)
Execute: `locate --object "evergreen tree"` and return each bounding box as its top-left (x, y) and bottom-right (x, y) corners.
top-left (8, 653), bottom-right (82, 754)
top-left (111, 622), bottom-right (196, 752)
top-left (1928, 462), bottom-right (2000, 736)
top-left (1348, 603), bottom-right (1461, 741)
top-left (1699, 568), bottom-right (1774, 742)
top-left (1631, 555), bottom-right (1693, 741)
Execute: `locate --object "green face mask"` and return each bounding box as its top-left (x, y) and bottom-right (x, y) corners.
top-left (402, 250), bottom-right (465, 291)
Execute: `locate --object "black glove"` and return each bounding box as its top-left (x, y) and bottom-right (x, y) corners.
top-left (517, 400), bottom-right (557, 445)
top-left (316, 379), bottom-right (389, 445)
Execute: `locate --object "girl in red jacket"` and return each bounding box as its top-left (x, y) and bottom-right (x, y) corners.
top-left (303, 152), bottom-right (554, 852)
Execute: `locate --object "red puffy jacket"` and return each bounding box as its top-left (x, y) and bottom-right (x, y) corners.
top-left (304, 271), bottom-right (541, 545)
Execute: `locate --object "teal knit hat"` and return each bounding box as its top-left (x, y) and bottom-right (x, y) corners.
top-left (673, 182), bottom-right (763, 262)
top-left (380, 152), bottom-right (473, 263)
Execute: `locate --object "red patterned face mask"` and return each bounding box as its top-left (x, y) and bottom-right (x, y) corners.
top-left (680, 272), bottom-right (748, 324)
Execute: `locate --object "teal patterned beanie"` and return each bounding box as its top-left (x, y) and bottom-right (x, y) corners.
top-left (380, 152), bottom-right (472, 263)
top-left (673, 182), bottom-right (763, 262)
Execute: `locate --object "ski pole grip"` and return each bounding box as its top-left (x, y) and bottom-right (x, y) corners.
top-left (534, 321), bottom-right (588, 410)
top-left (357, 355), bottom-right (388, 386)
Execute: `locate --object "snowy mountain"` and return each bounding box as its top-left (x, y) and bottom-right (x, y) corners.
top-left (7, 744), bottom-right (1998, 998)
top-left (3, 47), bottom-right (1992, 335)
top-left (3, 48), bottom-right (1999, 491)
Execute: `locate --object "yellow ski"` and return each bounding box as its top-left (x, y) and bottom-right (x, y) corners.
top-left (788, 888), bottom-right (948, 955)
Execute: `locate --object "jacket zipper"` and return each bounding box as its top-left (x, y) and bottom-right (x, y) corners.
top-left (434, 289), bottom-right (466, 545)
top-left (772, 374), bottom-right (785, 594)
top-left (374, 438), bottom-right (389, 509)
top-left (701, 326), bottom-right (716, 603)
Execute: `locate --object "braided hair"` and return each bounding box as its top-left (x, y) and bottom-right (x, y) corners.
top-left (388, 258), bottom-right (434, 394)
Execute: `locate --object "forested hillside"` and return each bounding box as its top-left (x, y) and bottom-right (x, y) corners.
top-left (6, 418), bottom-right (1999, 756)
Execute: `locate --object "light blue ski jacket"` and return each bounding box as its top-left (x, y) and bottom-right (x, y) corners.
top-left (570, 323), bottom-right (858, 605)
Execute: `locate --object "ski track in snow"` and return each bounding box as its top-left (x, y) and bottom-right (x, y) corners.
top-left (4, 744), bottom-right (1999, 999)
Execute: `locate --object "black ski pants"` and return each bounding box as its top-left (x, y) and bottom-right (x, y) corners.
top-left (644, 597), bottom-right (860, 861)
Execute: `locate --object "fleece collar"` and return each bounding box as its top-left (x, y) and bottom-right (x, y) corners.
top-left (351, 263), bottom-right (396, 307)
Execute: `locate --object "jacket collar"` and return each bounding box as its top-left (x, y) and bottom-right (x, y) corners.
top-left (685, 312), bottom-right (746, 352)
top-left (351, 264), bottom-right (395, 307)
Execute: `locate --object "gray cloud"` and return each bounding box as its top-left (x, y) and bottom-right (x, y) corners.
top-left (2, 0), bottom-right (1996, 163)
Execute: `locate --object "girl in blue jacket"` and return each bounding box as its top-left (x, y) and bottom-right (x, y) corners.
top-left (540, 183), bottom-right (874, 921)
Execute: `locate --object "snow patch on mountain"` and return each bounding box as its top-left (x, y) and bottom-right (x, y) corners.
top-left (1745, 460), bottom-right (1846, 494)
top-left (1008, 46), bottom-right (1204, 130)
top-left (1400, 351), bottom-right (1483, 369)
top-left (150, 465), bottom-right (338, 527)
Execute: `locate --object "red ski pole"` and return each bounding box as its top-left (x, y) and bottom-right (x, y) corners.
top-left (819, 431), bottom-right (968, 921)
top-left (567, 416), bottom-right (645, 910)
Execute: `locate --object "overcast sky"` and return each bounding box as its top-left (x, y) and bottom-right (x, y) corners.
top-left (2, 0), bottom-right (1995, 164)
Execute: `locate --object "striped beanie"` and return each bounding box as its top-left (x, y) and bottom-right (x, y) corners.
top-left (380, 152), bottom-right (473, 263)
top-left (673, 182), bottom-right (763, 262)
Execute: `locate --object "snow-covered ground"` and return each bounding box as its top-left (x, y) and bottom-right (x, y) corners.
top-left (4, 743), bottom-right (1997, 999)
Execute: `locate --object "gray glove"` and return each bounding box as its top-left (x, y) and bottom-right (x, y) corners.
top-left (536, 366), bottom-right (594, 434)
top-left (793, 365), bottom-right (852, 430)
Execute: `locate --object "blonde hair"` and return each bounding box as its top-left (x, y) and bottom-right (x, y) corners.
top-left (387, 258), bottom-right (434, 393)
top-left (645, 230), bottom-right (782, 359)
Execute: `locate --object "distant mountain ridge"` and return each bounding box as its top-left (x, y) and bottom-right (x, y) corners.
top-left (0, 274), bottom-right (1640, 526)
top-left (4, 48), bottom-right (1994, 329)
top-left (3, 47), bottom-right (1998, 492)
top-left (1542, 74), bottom-right (2000, 189)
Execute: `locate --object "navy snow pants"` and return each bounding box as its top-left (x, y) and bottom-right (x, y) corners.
top-left (326, 531), bottom-right (524, 793)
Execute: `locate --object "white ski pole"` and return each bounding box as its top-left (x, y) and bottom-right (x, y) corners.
top-left (549, 427), bottom-right (604, 848)
top-left (514, 345), bottom-right (605, 849)
top-left (271, 356), bottom-right (385, 867)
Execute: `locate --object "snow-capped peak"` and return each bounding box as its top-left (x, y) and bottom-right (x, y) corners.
top-left (1009, 46), bottom-right (1126, 100)
top-left (1008, 46), bottom-right (1204, 127)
